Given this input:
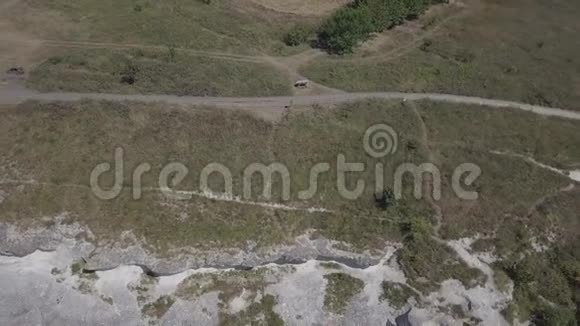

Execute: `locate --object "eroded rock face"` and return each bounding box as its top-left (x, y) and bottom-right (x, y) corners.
top-left (83, 231), bottom-right (383, 275)
top-left (0, 216), bottom-right (383, 274)
top-left (0, 221), bottom-right (513, 325)
top-left (0, 216), bottom-right (94, 257)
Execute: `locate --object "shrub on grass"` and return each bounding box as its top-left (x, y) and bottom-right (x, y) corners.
top-left (531, 304), bottom-right (576, 326)
top-left (499, 246), bottom-right (579, 325)
top-left (120, 63), bottom-right (139, 85)
top-left (283, 26), bottom-right (312, 46)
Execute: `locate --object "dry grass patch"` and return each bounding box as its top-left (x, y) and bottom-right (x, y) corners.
top-left (416, 101), bottom-right (580, 169)
top-left (0, 100), bottom-right (302, 251)
top-left (28, 47), bottom-right (292, 97)
top-left (434, 145), bottom-right (569, 239)
top-left (5, 0), bottom-right (323, 55)
top-left (0, 100), bottom-right (429, 252)
top-left (249, 0), bottom-right (350, 16)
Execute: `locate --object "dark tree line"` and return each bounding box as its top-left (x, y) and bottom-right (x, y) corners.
top-left (317, 0), bottom-right (448, 54)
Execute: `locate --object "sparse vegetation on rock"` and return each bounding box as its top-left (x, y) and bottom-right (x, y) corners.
top-left (380, 281), bottom-right (416, 309)
top-left (142, 295), bottom-right (175, 320)
top-left (323, 273), bottom-right (364, 313)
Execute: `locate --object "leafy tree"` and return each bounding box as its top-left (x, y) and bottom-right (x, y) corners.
top-left (404, 0), bottom-right (428, 19)
top-left (317, 6), bottom-right (375, 54)
top-left (317, 0), bottom-right (443, 53)
top-left (382, 0), bottom-right (409, 27)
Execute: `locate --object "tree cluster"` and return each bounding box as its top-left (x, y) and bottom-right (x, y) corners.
top-left (317, 0), bottom-right (448, 54)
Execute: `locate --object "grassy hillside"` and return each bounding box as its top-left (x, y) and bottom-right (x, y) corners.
top-left (0, 100), bottom-right (429, 251)
top-left (302, 0), bottom-right (580, 110)
top-left (0, 99), bottom-right (577, 250)
top-left (1, 99), bottom-right (578, 319)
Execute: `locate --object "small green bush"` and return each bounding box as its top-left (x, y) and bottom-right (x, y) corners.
top-left (71, 261), bottom-right (84, 275)
top-left (120, 62), bottom-right (139, 85)
top-left (283, 26), bottom-right (311, 46)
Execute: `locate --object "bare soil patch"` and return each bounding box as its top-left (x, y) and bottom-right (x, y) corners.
top-left (249, 0), bottom-right (350, 16)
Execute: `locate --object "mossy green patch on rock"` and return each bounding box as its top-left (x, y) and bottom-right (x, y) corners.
top-left (218, 294), bottom-right (285, 326)
top-left (323, 273), bottom-right (364, 314)
top-left (141, 295), bottom-right (175, 320)
top-left (175, 268), bottom-right (286, 325)
top-left (176, 268), bottom-right (282, 304)
top-left (380, 281), bottom-right (416, 309)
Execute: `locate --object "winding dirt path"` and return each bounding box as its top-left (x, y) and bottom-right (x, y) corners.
top-left (2, 85), bottom-right (579, 120)
top-left (39, 40), bottom-right (267, 64)
top-left (409, 101), bottom-right (445, 236)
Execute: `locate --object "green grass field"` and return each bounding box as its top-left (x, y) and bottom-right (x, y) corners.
top-left (301, 0), bottom-right (580, 111)
top-left (28, 48), bottom-right (292, 96)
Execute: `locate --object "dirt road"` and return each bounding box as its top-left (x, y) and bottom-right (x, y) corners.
top-left (1, 84), bottom-right (579, 121)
